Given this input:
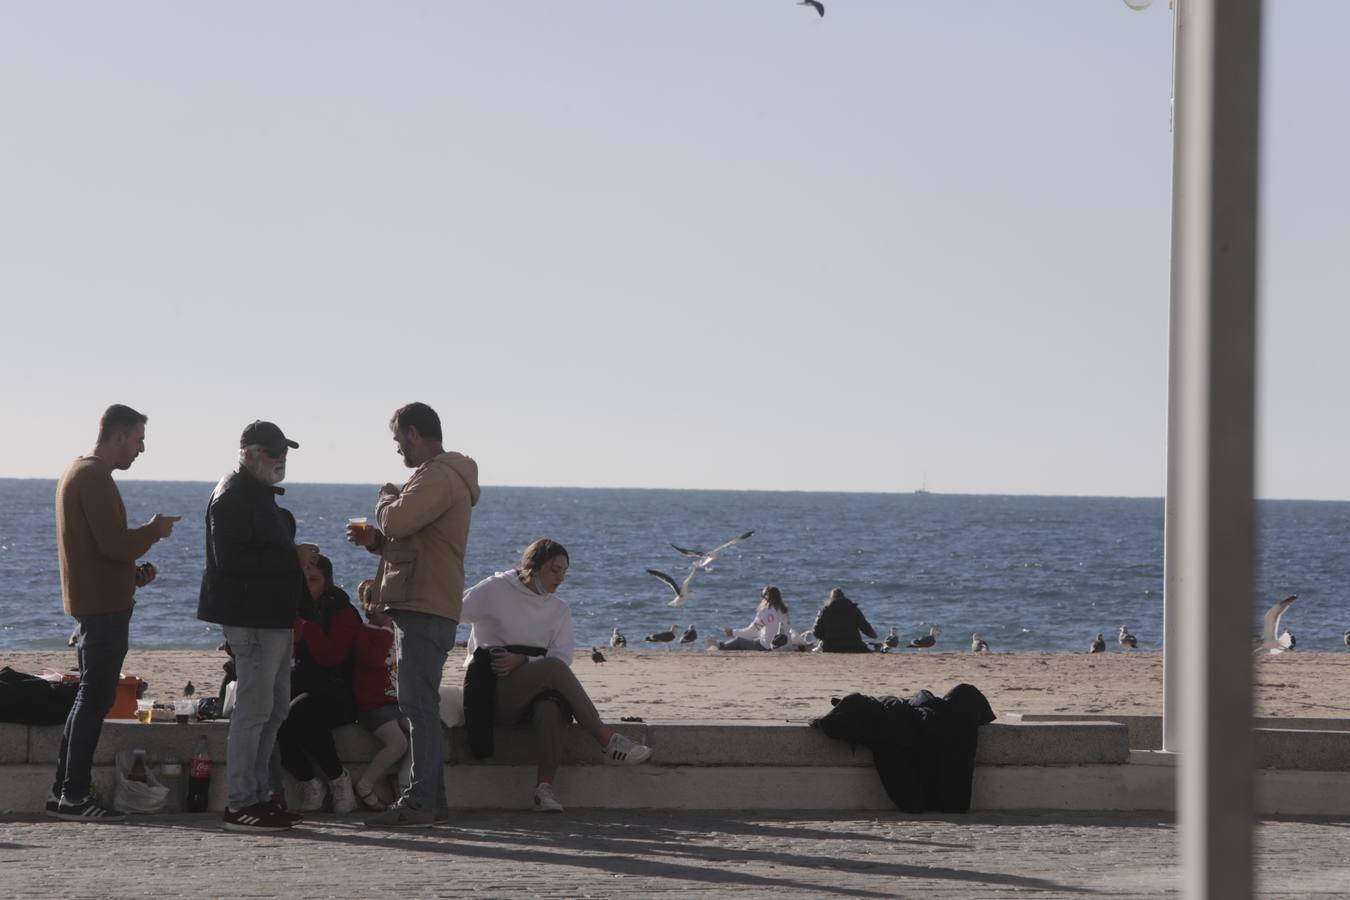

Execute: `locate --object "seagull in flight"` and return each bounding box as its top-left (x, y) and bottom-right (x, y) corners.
top-left (671, 530), bottom-right (755, 572)
top-left (1118, 626), bottom-right (1138, 649)
top-left (798, 0), bottom-right (825, 17)
top-left (1255, 595), bottom-right (1297, 654)
top-left (908, 625), bottom-right (940, 649)
top-left (646, 566), bottom-right (699, 608)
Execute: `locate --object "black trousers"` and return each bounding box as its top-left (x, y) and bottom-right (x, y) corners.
top-left (277, 690), bottom-right (350, 781)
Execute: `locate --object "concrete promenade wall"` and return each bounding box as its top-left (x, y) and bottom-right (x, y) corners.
top-left (5, 717), bottom-right (1350, 815)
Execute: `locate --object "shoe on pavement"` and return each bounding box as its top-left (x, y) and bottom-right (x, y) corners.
top-left (267, 796), bottom-right (304, 823)
top-left (603, 732), bottom-right (653, 766)
top-left (330, 771), bottom-right (356, 814)
top-left (52, 794), bottom-right (126, 822)
top-left (223, 803), bottom-right (293, 832)
top-left (433, 807), bottom-right (451, 825)
top-left (44, 790), bottom-right (60, 817)
top-left (364, 802), bottom-right (435, 829)
top-left (298, 777), bottom-right (326, 812)
top-left (533, 783), bottom-right (564, 813)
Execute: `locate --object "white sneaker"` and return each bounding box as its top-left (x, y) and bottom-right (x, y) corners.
top-left (533, 782), bottom-right (564, 813)
top-left (298, 777), bottom-right (326, 812)
top-left (330, 771), bottom-right (356, 814)
top-left (603, 732), bottom-right (653, 766)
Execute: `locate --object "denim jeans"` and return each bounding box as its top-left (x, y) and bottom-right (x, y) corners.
top-left (53, 609), bottom-right (131, 803)
top-left (221, 625), bottom-right (292, 810)
top-left (389, 610), bottom-right (457, 811)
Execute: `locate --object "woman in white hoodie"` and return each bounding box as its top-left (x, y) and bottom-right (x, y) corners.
top-left (715, 585), bottom-right (791, 651)
top-left (460, 539), bottom-right (652, 813)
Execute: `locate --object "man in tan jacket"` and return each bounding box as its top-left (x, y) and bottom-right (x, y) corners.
top-left (348, 402), bottom-right (479, 827)
top-left (50, 404), bottom-right (179, 820)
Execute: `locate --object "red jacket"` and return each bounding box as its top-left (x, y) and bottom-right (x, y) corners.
top-left (352, 623), bottom-right (398, 714)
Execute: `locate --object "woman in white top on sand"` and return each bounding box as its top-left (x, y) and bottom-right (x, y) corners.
top-left (460, 539), bottom-right (652, 813)
top-left (714, 585), bottom-right (791, 651)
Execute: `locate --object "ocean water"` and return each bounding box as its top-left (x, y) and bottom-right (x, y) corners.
top-left (2, 478), bottom-right (1348, 654)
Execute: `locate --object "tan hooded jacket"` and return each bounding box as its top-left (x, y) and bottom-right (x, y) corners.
top-left (370, 451), bottom-right (480, 621)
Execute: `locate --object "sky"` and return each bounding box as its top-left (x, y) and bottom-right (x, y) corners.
top-left (1, 2), bottom-right (1346, 498)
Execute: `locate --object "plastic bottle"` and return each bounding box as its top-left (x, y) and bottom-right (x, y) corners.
top-left (128, 748), bottom-right (148, 782)
top-left (159, 763), bottom-right (184, 812)
top-left (186, 736), bottom-right (212, 812)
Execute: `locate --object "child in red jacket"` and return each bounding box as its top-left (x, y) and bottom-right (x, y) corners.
top-left (352, 580), bottom-right (409, 810)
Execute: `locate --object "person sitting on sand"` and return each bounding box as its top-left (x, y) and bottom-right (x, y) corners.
top-left (277, 554), bottom-right (359, 814)
top-left (713, 585), bottom-right (791, 651)
top-left (460, 538), bottom-right (653, 813)
top-left (350, 579), bottom-right (410, 811)
top-left (811, 588), bottom-right (878, 653)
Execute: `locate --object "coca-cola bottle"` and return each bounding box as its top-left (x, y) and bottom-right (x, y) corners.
top-left (186, 736), bottom-right (212, 812)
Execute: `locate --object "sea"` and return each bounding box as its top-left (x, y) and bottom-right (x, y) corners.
top-left (2, 478), bottom-right (1348, 654)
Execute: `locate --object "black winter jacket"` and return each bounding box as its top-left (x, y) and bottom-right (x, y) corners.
top-left (810, 683), bottom-right (996, 813)
top-left (196, 467), bottom-right (304, 628)
top-left (812, 596), bottom-right (877, 653)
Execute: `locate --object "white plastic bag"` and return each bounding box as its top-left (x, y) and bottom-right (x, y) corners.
top-left (113, 750), bottom-right (169, 814)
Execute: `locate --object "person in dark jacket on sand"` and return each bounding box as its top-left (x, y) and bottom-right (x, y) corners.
top-left (198, 420), bottom-right (317, 833)
top-left (811, 588), bottom-right (878, 653)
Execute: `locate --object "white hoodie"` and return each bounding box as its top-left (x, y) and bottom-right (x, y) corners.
top-left (460, 569), bottom-right (575, 666)
top-left (732, 605), bottom-right (791, 650)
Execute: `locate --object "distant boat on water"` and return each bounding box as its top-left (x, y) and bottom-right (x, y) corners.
top-left (915, 474), bottom-right (931, 496)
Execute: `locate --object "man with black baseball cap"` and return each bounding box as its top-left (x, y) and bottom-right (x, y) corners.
top-left (198, 420), bottom-right (316, 832)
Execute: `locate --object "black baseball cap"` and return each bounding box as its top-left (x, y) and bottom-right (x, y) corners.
top-left (239, 420), bottom-right (300, 454)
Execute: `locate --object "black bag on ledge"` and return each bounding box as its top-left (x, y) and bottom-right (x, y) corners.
top-left (0, 666), bottom-right (80, 725)
top-left (809, 682), bottom-right (996, 813)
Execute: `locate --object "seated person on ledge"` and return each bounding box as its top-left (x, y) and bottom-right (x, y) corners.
top-left (715, 585), bottom-right (791, 651)
top-left (811, 587), bottom-right (877, 653)
top-left (460, 539), bottom-right (653, 813)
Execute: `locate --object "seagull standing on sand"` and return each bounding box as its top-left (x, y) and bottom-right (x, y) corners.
top-left (1089, 634), bottom-right (1106, 654)
top-left (908, 625), bottom-right (940, 649)
top-left (680, 624), bottom-right (698, 645)
top-left (646, 566), bottom-right (699, 608)
top-left (610, 627), bottom-right (627, 648)
top-left (883, 627), bottom-right (900, 650)
top-left (798, 0), bottom-right (825, 17)
top-left (644, 625), bottom-right (678, 648)
top-left (1344, 630), bottom-right (1350, 648)
top-left (1255, 595), bottom-right (1297, 654)
top-left (971, 633), bottom-right (989, 654)
top-left (1118, 626), bottom-right (1138, 649)
top-left (591, 648), bottom-right (606, 664)
top-left (670, 530), bottom-right (755, 573)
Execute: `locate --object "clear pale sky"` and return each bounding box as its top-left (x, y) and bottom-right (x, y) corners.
top-left (1, 2), bottom-right (1345, 498)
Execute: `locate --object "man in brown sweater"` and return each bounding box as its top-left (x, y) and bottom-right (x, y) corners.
top-left (49, 404), bottom-right (180, 821)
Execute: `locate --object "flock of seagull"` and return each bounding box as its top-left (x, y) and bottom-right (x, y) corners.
top-left (590, 530), bottom-right (1347, 661)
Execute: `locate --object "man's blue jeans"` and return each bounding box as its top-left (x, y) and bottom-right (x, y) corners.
top-left (221, 626), bottom-right (292, 810)
top-left (388, 610), bottom-right (457, 811)
top-left (53, 609), bottom-right (131, 803)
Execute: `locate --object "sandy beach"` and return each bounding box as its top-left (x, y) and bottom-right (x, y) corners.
top-left (8, 648), bottom-right (1350, 721)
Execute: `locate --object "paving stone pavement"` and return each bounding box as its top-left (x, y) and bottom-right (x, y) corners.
top-left (2, 810), bottom-right (1349, 898)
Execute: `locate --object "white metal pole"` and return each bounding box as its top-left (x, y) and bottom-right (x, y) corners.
top-left (1167, 0), bottom-right (1263, 897)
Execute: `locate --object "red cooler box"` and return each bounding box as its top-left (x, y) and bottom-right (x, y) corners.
top-left (105, 675), bottom-right (144, 719)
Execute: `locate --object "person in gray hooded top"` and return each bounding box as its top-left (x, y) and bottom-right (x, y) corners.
top-left (347, 402), bottom-right (480, 828)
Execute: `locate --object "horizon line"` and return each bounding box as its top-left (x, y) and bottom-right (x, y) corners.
top-left (0, 475), bottom-right (1344, 504)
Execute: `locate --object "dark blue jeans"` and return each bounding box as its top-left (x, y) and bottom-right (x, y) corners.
top-left (53, 609), bottom-right (131, 803)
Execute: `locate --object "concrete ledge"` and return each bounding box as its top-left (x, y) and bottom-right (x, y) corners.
top-left (1011, 713), bottom-right (1350, 751)
top-left (5, 718), bottom-right (1349, 815)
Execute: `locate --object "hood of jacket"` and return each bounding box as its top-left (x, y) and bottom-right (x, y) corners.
top-left (428, 451), bottom-right (481, 507)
